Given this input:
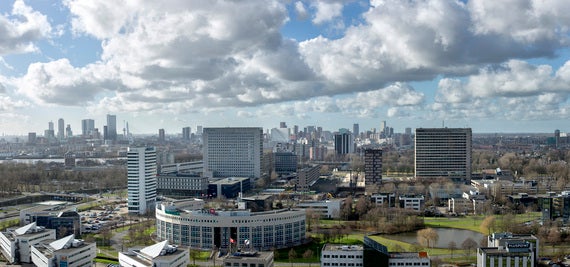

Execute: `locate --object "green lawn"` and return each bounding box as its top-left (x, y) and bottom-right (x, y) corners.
top-left (423, 212), bottom-right (542, 233)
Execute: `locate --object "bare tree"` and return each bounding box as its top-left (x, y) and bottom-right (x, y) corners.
top-left (448, 241), bottom-right (457, 258)
top-left (417, 228), bottom-right (439, 248)
top-left (288, 248), bottom-right (297, 267)
top-left (461, 238), bottom-right (478, 257)
top-left (303, 249), bottom-right (314, 267)
top-left (480, 216), bottom-right (496, 235)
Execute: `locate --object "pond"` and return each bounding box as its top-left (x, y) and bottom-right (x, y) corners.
top-left (382, 228), bottom-right (485, 248)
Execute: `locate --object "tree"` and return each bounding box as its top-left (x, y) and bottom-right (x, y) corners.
top-left (303, 249), bottom-right (314, 267)
top-left (355, 196), bottom-right (370, 218)
top-left (341, 196), bottom-right (353, 220)
top-left (417, 228), bottom-right (439, 248)
top-left (190, 248), bottom-right (201, 266)
top-left (448, 241), bottom-right (457, 258)
top-left (288, 248), bottom-right (297, 267)
top-left (480, 216), bottom-right (496, 235)
top-left (461, 238), bottom-right (478, 257)
top-left (547, 227), bottom-right (561, 251)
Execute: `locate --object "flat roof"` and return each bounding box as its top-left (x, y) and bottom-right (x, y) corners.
top-left (323, 244), bottom-right (363, 251)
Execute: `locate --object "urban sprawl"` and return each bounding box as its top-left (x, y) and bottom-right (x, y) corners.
top-left (0, 116), bottom-right (569, 267)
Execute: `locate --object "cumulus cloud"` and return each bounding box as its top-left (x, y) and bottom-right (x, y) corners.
top-left (436, 60), bottom-right (570, 101)
top-left (16, 58), bottom-right (121, 105)
top-left (8, 0), bottom-right (570, 122)
top-left (294, 1), bottom-right (309, 20)
top-left (0, 0), bottom-right (52, 55)
top-left (311, 1), bottom-right (345, 25)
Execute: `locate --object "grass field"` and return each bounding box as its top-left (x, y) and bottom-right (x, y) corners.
top-left (423, 212), bottom-right (542, 233)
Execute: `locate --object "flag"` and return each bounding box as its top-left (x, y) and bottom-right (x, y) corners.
top-left (244, 239), bottom-right (250, 246)
top-left (230, 238), bottom-right (235, 244)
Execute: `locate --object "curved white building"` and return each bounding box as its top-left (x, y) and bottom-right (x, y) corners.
top-left (155, 202), bottom-right (306, 251)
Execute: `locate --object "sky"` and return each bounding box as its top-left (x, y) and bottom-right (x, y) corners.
top-left (1, 0), bottom-right (570, 136)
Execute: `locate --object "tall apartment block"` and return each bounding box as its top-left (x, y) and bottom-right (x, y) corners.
top-left (105, 114), bottom-right (117, 141)
top-left (364, 148), bottom-right (382, 191)
top-left (334, 132), bottom-right (354, 154)
top-left (57, 118), bottom-right (65, 140)
top-left (81, 119), bottom-right (95, 137)
top-left (127, 147), bottom-right (157, 215)
top-left (182, 127), bottom-right (191, 140)
top-left (414, 128), bottom-right (472, 180)
top-left (203, 127), bottom-right (262, 178)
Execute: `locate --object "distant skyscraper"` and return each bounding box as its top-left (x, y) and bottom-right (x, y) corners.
top-left (415, 128), bottom-right (472, 180)
top-left (82, 119), bottom-right (95, 137)
top-left (364, 149), bottom-right (382, 191)
top-left (28, 132), bottom-right (36, 144)
top-left (293, 125), bottom-right (299, 136)
top-left (405, 127), bottom-right (412, 135)
top-left (182, 127), bottom-right (191, 140)
top-left (46, 121), bottom-right (55, 139)
top-left (334, 132), bottom-right (354, 154)
top-left (57, 118), bottom-right (65, 140)
top-left (65, 124), bottom-right (72, 138)
top-left (353, 123), bottom-right (359, 139)
top-left (380, 121), bottom-right (386, 133)
top-left (280, 122), bottom-right (287, 128)
top-left (203, 127), bottom-right (262, 178)
top-left (158, 129), bottom-right (165, 142)
top-left (127, 147), bottom-right (157, 215)
top-left (106, 114), bottom-right (117, 141)
top-left (197, 126), bottom-right (203, 135)
top-left (555, 129), bottom-right (561, 148)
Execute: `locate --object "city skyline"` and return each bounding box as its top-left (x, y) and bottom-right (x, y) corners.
top-left (1, 1), bottom-right (570, 135)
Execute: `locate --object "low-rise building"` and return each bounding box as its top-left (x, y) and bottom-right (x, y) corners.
top-left (448, 198), bottom-right (473, 215)
top-left (222, 251), bottom-right (274, 267)
top-left (296, 165), bottom-right (321, 192)
top-left (31, 234), bottom-right (96, 267)
top-left (487, 232), bottom-right (539, 264)
top-left (478, 240), bottom-right (535, 267)
top-left (398, 195), bottom-right (425, 211)
top-left (119, 240), bottom-right (189, 267)
top-left (388, 252), bottom-right (430, 267)
top-left (371, 193), bottom-right (396, 207)
top-left (321, 244), bottom-right (363, 267)
top-left (297, 199), bottom-right (343, 219)
top-left (20, 204), bottom-right (81, 238)
top-left (208, 177), bottom-right (251, 198)
top-left (155, 200), bottom-right (306, 251)
top-left (321, 239), bottom-right (430, 267)
top-left (0, 222), bottom-right (56, 263)
top-left (157, 172), bottom-right (209, 198)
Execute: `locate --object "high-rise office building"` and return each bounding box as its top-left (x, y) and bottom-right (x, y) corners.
top-left (65, 124), bottom-right (72, 138)
top-left (414, 128), bottom-right (472, 180)
top-left (353, 123), bottom-right (359, 139)
top-left (203, 127), bottom-right (263, 178)
top-left (196, 126), bottom-right (203, 135)
top-left (57, 118), bottom-right (64, 140)
top-left (106, 114), bottom-right (117, 141)
top-left (45, 121), bottom-right (55, 140)
top-left (280, 122), bottom-right (287, 128)
top-left (364, 148), bottom-right (382, 190)
top-left (334, 132), bottom-right (354, 154)
top-left (28, 132), bottom-right (36, 144)
top-left (127, 147), bottom-right (157, 215)
top-left (182, 127), bottom-right (191, 140)
top-left (81, 119), bottom-right (95, 137)
top-left (158, 129), bottom-right (165, 142)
